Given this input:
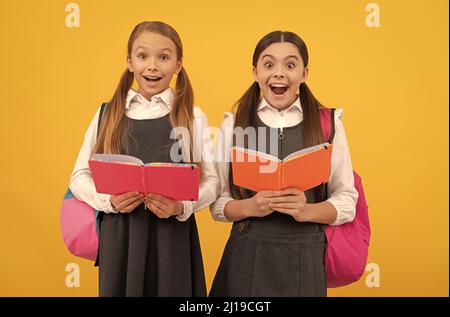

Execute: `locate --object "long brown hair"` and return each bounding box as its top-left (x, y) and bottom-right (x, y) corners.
top-left (230, 31), bottom-right (327, 229)
top-left (92, 21), bottom-right (195, 162)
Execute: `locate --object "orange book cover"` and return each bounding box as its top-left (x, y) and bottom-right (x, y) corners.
top-left (231, 143), bottom-right (332, 192)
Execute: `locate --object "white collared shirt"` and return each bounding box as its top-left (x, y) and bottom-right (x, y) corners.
top-left (210, 96), bottom-right (359, 226)
top-left (124, 87), bottom-right (173, 120)
top-left (69, 88), bottom-right (219, 221)
top-left (257, 96), bottom-right (304, 130)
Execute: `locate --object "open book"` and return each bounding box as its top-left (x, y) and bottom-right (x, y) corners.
top-left (231, 142), bottom-right (332, 192)
top-left (88, 154), bottom-right (200, 201)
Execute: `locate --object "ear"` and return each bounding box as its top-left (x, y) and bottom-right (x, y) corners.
top-left (127, 56), bottom-right (133, 72)
top-left (252, 66), bottom-right (257, 82)
top-left (175, 61), bottom-right (182, 75)
top-left (302, 67), bottom-right (309, 83)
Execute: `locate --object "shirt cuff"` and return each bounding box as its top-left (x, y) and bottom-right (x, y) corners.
top-left (210, 197), bottom-right (234, 222)
top-left (327, 197), bottom-right (356, 226)
top-left (176, 201), bottom-right (194, 221)
top-left (95, 193), bottom-right (118, 213)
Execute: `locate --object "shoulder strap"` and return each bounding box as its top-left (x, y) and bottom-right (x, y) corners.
top-left (93, 102), bottom-right (108, 264)
top-left (97, 103), bottom-right (108, 139)
top-left (329, 108), bottom-right (336, 144)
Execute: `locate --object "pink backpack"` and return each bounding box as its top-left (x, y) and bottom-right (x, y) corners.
top-left (319, 108), bottom-right (371, 288)
top-left (60, 103), bottom-right (107, 262)
top-left (60, 189), bottom-right (100, 261)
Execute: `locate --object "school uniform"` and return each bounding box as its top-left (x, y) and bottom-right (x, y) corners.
top-left (209, 97), bottom-right (358, 297)
top-left (69, 88), bottom-right (219, 296)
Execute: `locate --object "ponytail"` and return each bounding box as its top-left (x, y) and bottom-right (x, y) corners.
top-left (92, 68), bottom-right (134, 155)
top-left (170, 66), bottom-right (195, 163)
top-left (232, 81), bottom-right (260, 131)
top-left (300, 82), bottom-right (325, 147)
top-left (229, 81), bottom-right (262, 232)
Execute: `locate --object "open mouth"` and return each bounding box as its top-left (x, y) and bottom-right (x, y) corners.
top-left (143, 75), bottom-right (162, 83)
top-left (270, 83), bottom-right (289, 96)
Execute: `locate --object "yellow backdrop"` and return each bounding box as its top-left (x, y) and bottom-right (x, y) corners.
top-left (0, 0), bottom-right (448, 296)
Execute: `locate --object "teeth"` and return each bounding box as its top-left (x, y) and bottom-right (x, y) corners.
top-left (270, 84), bottom-right (288, 88)
top-left (144, 76), bottom-right (161, 80)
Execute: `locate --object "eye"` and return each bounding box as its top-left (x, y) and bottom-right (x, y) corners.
top-left (138, 54), bottom-right (146, 60)
top-left (264, 62), bottom-right (273, 69)
top-left (160, 54), bottom-right (170, 61)
top-left (286, 62), bottom-right (296, 69)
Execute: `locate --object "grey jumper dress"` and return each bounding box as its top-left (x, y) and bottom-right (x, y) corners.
top-left (210, 116), bottom-right (327, 297)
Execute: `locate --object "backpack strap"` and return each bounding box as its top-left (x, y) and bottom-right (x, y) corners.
top-left (328, 108), bottom-right (336, 144)
top-left (97, 103), bottom-right (108, 138)
top-left (318, 107), bottom-right (336, 204)
top-left (93, 102), bottom-right (107, 268)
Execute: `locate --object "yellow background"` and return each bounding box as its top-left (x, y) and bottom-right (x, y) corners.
top-left (0, 0), bottom-right (448, 296)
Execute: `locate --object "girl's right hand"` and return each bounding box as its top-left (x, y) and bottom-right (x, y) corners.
top-left (110, 192), bottom-right (144, 213)
top-left (243, 190), bottom-right (281, 218)
top-left (224, 190), bottom-right (281, 222)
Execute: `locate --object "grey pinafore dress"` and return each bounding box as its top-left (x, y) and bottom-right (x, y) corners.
top-left (209, 116), bottom-right (327, 297)
top-left (98, 114), bottom-right (206, 297)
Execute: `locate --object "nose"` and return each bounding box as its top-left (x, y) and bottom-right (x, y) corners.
top-left (147, 57), bottom-right (157, 71)
top-left (273, 64), bottom-right (285, 78)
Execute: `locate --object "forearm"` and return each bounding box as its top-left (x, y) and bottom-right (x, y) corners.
top-left (223, 199), bottom-right (251, 222)
top-left (192, 173), bottom-right (220, 212)
top-left (69, 173), bottom-right (115, 212)
top-left (304, 201), bottom-right (337, 224)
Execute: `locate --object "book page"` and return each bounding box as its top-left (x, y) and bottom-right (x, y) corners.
top-left (283, 142), bottom-right (331, 162)
top-left (90, 154), bottom-right (144, 165)
top-left (232, 146), bottom-right (280, 163)
top-left (144, 162), bottom-right (197, 168)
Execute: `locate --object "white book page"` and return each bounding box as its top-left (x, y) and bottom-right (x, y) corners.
top-left (90, 154), bottom-right (144, 165)
top-left (283, 142), bottom-right (331, 162)
top-left (144, 162), bottom-right (196, 168)
top-left (232, 146), bottom-right (280, 163)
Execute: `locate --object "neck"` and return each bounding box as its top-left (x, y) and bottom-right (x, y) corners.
top-left (272, 95), bottom-right (298, 112)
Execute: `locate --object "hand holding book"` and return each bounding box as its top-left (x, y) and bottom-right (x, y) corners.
top-left (144, 193), bottom-right (184, 218)
top-left (268, 187), bottom-right (309, 222)
top-left (110, 192), bottom-right (144, 213)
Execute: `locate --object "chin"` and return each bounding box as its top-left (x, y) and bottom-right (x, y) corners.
top-left (266, 98), bottom-right (288, 110)
top-left (144, 87), bottom-right (162, 95)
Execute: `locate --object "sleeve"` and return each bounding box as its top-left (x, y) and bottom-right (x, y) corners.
top-left (176, 107), bottom-right (220, 221)
top-left (209, 112), bottom-right (236, 222)
top-left (326, 108), bottom-right (359, 225)
top-left (68, 106), bottom-right (117, 213)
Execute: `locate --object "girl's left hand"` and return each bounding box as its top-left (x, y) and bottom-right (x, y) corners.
top-left (145, 193), bottom-right (184, 218)
top-left (268, 188), bottom-right (310, 222)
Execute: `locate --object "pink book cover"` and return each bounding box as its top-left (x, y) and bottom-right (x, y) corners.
top-left (88, 154), bottom-right (200, 201)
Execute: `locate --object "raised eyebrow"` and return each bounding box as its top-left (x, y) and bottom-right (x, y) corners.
top-left (261, 54), bottom-right (274, 60)
top-left (261, 54), bottom-right (299, 61)
top-left (134, 46), bottom-right (173, 53)
top-left (135, 45), bottom-right (148, 51)
top-left (159, 48), bottom-right (173, 53)
top-left (285, 55), bottom-right (299, 61)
